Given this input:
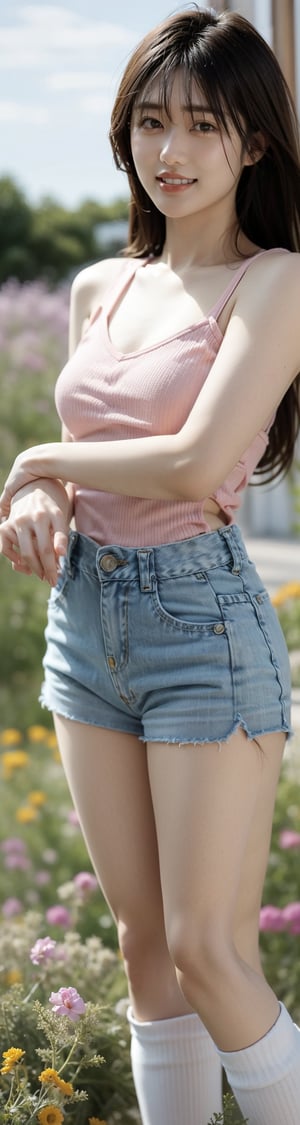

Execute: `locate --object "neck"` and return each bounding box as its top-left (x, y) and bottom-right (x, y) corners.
top-left (160, 207), bottom-right (255, 270)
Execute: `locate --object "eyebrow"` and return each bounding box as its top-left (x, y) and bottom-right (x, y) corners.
top-left (134, 100), bottom-right (214, 113)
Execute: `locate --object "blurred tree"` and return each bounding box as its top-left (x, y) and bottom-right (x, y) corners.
top-left (0, 178), bottom-right (34, 284)
top-left (0, 176), bottom-right (129, 286)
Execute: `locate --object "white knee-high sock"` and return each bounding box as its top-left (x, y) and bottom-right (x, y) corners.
top-left (217, 1003), bottom-right (300, 1125)
top-left (127, 1006), bottom-right (223, 1125)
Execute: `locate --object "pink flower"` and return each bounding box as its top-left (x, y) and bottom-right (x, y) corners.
top-left (259, 905), bottom-right (285, 932)
top-left (4, 854), bottom-right (30, 870)
top-left (35, 871), bottom-right (51, 886)
top-left (2, 897), bottom-right (23, 917)
top-left (30, 936), bottom-right (56, 965)
top-left (1, 836), bottom-right (26, 853)
top-left (73, 871), bottom-right (98, 896)
top-left (49, 986), bottom-right (86, 1021)
top-left (282, 902), bottom-right (300, 935)
top-left (279, 830), bottom-right (300, 849)
top-left (46, 905), bottom-right (71, 928)
top-left (68, 809), bottom-right (80, 827)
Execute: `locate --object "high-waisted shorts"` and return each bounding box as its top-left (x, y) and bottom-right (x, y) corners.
top-left (39, 524), bottom-right (292, 747)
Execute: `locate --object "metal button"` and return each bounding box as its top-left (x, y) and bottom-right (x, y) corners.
top-left (213, 622), bottom-right (225, 634)
top-left (108, 656), bottom-right (116, 669)
top-left (100, 554), bottom-right (119, 572)
top-left (256, 594), bottom-right (263, 604)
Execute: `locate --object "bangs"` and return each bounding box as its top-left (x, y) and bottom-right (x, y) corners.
top-left (133, 46), bottom-right (249, 145)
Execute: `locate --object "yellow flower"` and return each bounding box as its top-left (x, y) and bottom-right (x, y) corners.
top-left (39, 1069), bottom-right (73, 1096)
top-left (45, 731), bottom-right (58, 749)
top-left (6, 968), bottom-right (22, 986)
top-left (28, 789), bottom-right (47, 806)
top-left (16, 806), bottom-right (38, 823)
top-left (88, 1119), bottom-right (107, 1125)
top-left (0, 1046), bottom-right (24, 1073)
top-left (0, 729), bottom-right (22, 745)
top-left (27, 725), bottom-right (49, 743)
top-left (38, 1109), bottom-right (64, 1125)
top-left (272, 581), bottom-right (300, 607)
top-left (2, 750), bottom-right (28, 779)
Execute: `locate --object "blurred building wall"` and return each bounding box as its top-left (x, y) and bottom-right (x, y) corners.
top-left (214, 0), bottom-right (299, 537)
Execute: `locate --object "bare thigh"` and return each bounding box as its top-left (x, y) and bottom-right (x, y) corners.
top-left (146, 728), bottom-right (285, 970)
top-left (53, 715), bottom-right (193, 1019)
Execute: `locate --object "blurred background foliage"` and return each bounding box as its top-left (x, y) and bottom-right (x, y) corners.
top-left (0, 175), bottom-right (128, 286)
top-left (0, 176), bottom-right (129, 728)
top-left (0, 280), bottom-right (69, 728)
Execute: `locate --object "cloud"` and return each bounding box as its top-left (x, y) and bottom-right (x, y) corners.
top-left (0, 6), bottom-right (138, 69)
top-left (0, 101), bottom-right (49, 123)
top-left (47, 72), bottom-right (113, 91)
top-left (81, 95), bottom-right (112, 116)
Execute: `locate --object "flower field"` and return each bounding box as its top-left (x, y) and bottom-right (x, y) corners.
top-left (0, 723), bottom-right (299, 1123)
top-left (0, 724), bottom-right (141, 1124)
top-left (0, 280), bottom-right (70, 730)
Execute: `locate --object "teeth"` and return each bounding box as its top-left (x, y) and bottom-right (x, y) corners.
top-left (160, 177), bottom-right (194, 185)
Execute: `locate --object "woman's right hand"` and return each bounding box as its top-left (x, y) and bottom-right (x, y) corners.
top-left (0, 478), bottom-right (72, 586)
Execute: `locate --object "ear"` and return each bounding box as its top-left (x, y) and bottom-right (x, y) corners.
top-left (243, 131), bottom-right (268, 167)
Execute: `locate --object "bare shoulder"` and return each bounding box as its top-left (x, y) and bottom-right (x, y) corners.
top-left (71, 256), bottom-right (129, 309)
top-left (69, 257), bottom-right (130, 354)
top-left (235, 249), bottom-right (300, 312)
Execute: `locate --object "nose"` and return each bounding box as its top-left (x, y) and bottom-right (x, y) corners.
top-left (159, 127), bottom-right (187, 166)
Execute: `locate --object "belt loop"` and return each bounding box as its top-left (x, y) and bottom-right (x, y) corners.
top-left (223, 528), bottom-right (241, 575)
top-left (137, 549), bottom-right (153, 592)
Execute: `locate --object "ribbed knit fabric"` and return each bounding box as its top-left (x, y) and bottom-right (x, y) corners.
top-left (127, 1006), bottom-right (223, 1125)
top-left (55, 250), bottom-right (286, 547)
top-left (217, 1003), bottom-right (300, 1124)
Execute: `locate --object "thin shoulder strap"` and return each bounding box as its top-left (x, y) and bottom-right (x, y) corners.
top-left (209, 248), bottom-right (289, 322)
top-left (87, 257), bottom-right (147, 329)
top-left (101, 257), bottom-right (147, 317)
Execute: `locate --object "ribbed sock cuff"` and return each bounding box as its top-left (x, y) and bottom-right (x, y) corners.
top-left (217, 1003), bottom-right (300, 1090)
top-left (127, 1006), bottom-right (209, 1041)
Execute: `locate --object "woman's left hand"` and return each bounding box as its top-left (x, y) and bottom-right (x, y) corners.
top-left (0, 450), bottom-right (49, 518)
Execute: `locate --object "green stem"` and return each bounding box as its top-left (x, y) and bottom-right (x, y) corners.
top-left (22, 979), bottom-right (41, 1005)
top-left (58, 1030), bottom-right (80, 1074)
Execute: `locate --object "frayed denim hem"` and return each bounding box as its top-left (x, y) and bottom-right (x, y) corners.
top-left (139, 715), bottom-right (293, 751)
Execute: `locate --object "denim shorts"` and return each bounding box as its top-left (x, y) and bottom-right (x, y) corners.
top-left (39, 524), bottom-right (292, 746)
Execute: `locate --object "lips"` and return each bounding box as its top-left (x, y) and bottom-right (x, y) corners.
top-left (157, 175), bottom-right (196, 185)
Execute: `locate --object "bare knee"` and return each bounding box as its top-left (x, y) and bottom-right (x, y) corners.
top-left (167, 915), bottom-right (234, 992)
top-left (118, 919), bottom-right (168, 983)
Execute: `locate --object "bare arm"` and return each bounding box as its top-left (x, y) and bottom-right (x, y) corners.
top-left (2, 253), bottom-right (300, 508)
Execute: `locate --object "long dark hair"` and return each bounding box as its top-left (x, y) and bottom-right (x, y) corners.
top-left (109, 7), bottom-right (300, 481)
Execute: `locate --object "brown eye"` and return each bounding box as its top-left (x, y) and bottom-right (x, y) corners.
top-left (139, 116), bottom-right (162, 129)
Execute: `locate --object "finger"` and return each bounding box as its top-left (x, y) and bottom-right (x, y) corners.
top-left (0, 525), bottom-right (21, 563)
top-left (53, 529), bottom-right (69, 560)
top-left (12, 559), bottom-right (34, 575)
top-left (13, 527), bottom-right (46, 581)
top-left (30, 522), bottom-right (65, 586)
top-left (0, 522), bottom-right (43, 576)
top-left (0, 496), bottom-right (11, 519)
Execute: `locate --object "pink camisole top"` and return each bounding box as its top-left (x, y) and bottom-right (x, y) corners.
top-left (55, 249), bottom-right (285, 547)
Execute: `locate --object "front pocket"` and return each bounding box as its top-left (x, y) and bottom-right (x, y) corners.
top-left (151, 572), bottom-right (225, 632)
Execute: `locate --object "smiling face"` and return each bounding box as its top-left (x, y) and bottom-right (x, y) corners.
top-left (130, 70), bottom-right (254, 228)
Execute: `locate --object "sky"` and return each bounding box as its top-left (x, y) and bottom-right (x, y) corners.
top-left (1, 0), bottom-right (199, 210)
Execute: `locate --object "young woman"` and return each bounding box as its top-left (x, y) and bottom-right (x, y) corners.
top-left (1, 8), bottom-right (300, 1124)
